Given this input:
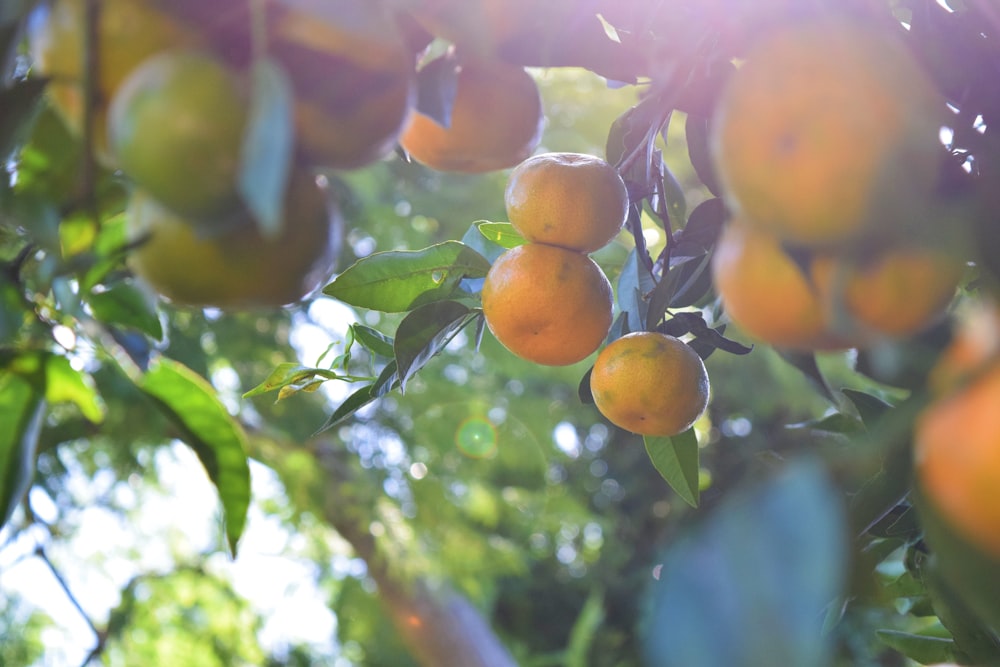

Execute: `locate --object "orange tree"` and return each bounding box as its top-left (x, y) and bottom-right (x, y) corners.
top-left (3, 0), bottom-right (1000, 665)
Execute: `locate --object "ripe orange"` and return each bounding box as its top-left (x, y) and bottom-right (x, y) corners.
top-left (400, 59), bottom-right (544, 173)
top-left (268, 2), bottom-right (416, 169)
top-left (481, 243), bottom-right (612, 366)
top-left (915, 303), bottom-right (1000, 559)
top-left (127, 172), bottom-right (338, 309)
top-left (711, 218), bottom-right (848, 350)
top-left (27, 0), bottom-right (201, 163)
top-left (711, 20), bottom-right (946, 247)
top-left (590, 332), bottom-right (710, 437)
top-left (108, 50), bottom-right (247, 218)
top-left (505, 153), bottom-right (628, 253)
top-left (813, 248), bottom-right (964, 340)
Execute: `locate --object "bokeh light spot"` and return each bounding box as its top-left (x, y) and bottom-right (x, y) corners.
top-left (455, 417), bottom-right (497, 458)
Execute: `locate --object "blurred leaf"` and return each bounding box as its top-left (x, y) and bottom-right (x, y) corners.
top-left (414, 52), bottom-right (459, 128)
top-left (239, 58), bottom-right (294, 238)
top-left (672, 198), bottom-right (725, 259)
top-left (0, 278), bottom-right (26, 345)
top-left (0, 373), bottom-right (45, 530)
top-left (644, 429), bottom-right (699, 508)
top-left (86, 282), bottom-right (163, 340)
top-left (644, 460), bottom-right (847, 667)
top-left (394, 300), bottom-right (473, 392)
top-left (351, 324), bottom-right (395, 359)
top-left (325, 241), bottom-right (490, 312)
top-left (775, 350), bottom-right (836, 404)
top-left (685, 113), bottom-right (721, 196)
top-left (476, 221), bottom-right (525, 249)
top-left (44, 354), bottom-right (104, 423)
top-left (140, 358), bottom-right (250, 555)
top-left (243, 362), bottom-right (347, 399)
top-left (786, 413), bottom-right (865, 437)
top-left (79, 212), bottom-right (128, 291)
top-left (0, 79), bottom-right (46, 159)
top-left (841, 389), bottom-right (893, 428)
top-left (578, 367), bottom-right (594, 405)
top-left (875, 630), bottom-right (956, 664)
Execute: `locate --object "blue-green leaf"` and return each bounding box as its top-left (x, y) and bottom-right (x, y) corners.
top-left (87, 282), bottom-right (163, 340)
top-left (0, 373), bottom-right (45, 530)
top-left (394, 300), bottom-right (473, 392)
top-left (239, 58), bottom-right (294, 238)
top-left (645, 460), bottom-right (848, 667)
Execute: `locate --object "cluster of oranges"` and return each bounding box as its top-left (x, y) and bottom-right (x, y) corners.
top-left (27, 0), bottom-right (550, 309)
top-left (482, 153), bottom-right (710, 438)
top-left (709, 20), bottom-right (965, 351)
top-left (710, 18), bottom-right (1000, 566)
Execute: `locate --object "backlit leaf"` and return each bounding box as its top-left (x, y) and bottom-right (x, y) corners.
top-left (325, 241), bottom-right (490, 312)
top-left (140, 358), bottom-right (250, 555)
top-left (644, 429), bottom-right (700, 507)
top-left (394, 300), bottom-right (474, 392)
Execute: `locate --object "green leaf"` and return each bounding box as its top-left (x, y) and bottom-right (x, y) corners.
top-left (663, 163), bottom-right (687, 224)
top-left (0, 277), bottom-right (27, 345)
top-left (242, 362), bottom-right (345, 399)
top-left (775, 349), bottom-right (837, 404)
top-left (140, 358), bottom-right (250, 555)
top-left (644, 429), bottom-right (700, 507)
top-left (316, 360), bottom-right (400, 434)
top-left (565, 587), bottom-right (606, 667)
top-left (476, 221), bottom-right (526, 249)
top-left (616, 248), bottom-right (654, 333)
top-left (786, 413), bottom-right (865, 437)
top-left (645, 460), bottom-right (847, 667)
top-left (86, 282), bottom-right (163, 340)
top-left (0, 373), bottom-right (45, 530)
top-left (350, 324), bottom-right (395, 359)
top-left (394, 300), bottom-right (473, 392)
top-left (460, 220), bottom-right (506, 264)
top-left (324, 241), bottom-right (490, 312)
top-left (239, 58), bottom-right (294, 238)
top-left (875, 630), bottom-right (956, 664)
top-left (44, 354), bottom-right (105, 423)
top-left (842, 389), bottom-right (893, 428)
top-left (0, 79), bottom-right (46, 159)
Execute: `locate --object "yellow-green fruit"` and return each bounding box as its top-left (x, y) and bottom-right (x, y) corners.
top-left (109, 50), bottom-right (248, 218)
top-left (127, 173), bottom-right (338, 309)
top-left (27, 0), bottom-right (200, 163)
top-left (590, 332), bottom-right (710, 437)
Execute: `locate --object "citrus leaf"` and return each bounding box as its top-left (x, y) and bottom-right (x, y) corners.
top-left (644, 460), bottom-right (847, 667)
top-left (44, 354), bottom-right (104, 423)
top-left (644, 430), bottom-right (700, 508)
top-left (414, 51), bottom-right (459, 128)
top-left (242, 362), bottom-right (345, 399)
top-left (476, 221), bottom-right (526, 249)
top-left (775, 350), bottom-right (837, 404)
top-left (842, 388), bottom-right (893, 428)
top-left (239, 57), bottom-right (294, 238)
top-left (0, 373), bottom-right (45, 531)
top-left (616, 247), bottom-right (654, 334)
top-left (673, 198), bottom-right (725, 260)
top-left (876, 630), bottom-right (956, 664)
top-left (140, 358), bottom-right (250, 556)
top-left (461, 221), bottom-right (506, 264)
top-left (394, 300), bottom-right (473, 392)
top-left (86, 282), bottom-right (163, 340)
top-left (663, 163), bottom-right (687, 225)
top-left (325, 241), bottom-right (491, 312)
top-left (351, 324), bottom-right (395, 359)
top-left (315, 360), bottom-right (399, 434)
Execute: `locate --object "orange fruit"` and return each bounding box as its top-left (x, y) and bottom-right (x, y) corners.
top-left (711, 218), bottom-right (848, 350)
top-left (915, 302), bottom-right (1000, 559)
top-left (590, 332), bottom-right (710, 437)
top-left (813, 248), bottom-right (964, 340)
top-left (711, 20), bottom-right (946, 247)
top-left (400, 59), bottom-right (544, 173)
top-left (481, 243), bottom-right (612, 366)
top-left (108, 50), bottom-right (248, 218)
top-left (27, 0), bottom-right (201, 163)
top-left (127, 172), bottom-right (338, 309)
top-left (505, 153), bottom-right (629, 253)
top-left (268, 2), bottom-right (416, 169)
